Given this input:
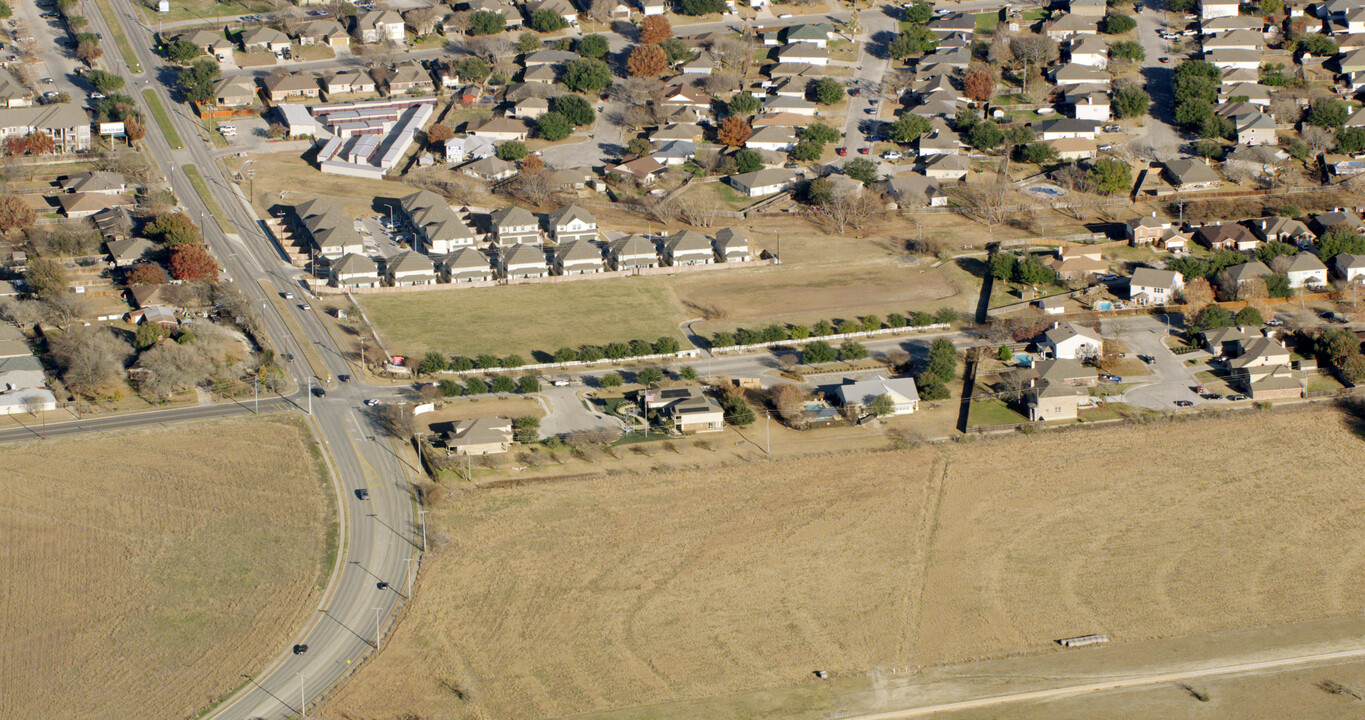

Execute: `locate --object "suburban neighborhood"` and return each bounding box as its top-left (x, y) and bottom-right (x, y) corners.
top-left (11, 0), bottom-right (1365, 717)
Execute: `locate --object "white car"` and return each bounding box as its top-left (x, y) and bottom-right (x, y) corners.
top-left (881, 151), bottom-right (902, 160)
top-left (220, 125), bottom-right (237, 136)
top-left (364, 399), bottom-right (382, 406)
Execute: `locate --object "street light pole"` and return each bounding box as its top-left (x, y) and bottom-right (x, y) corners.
top-left (418, 508), bottom-right (428, 552)
top-left (374, 606), bottom-right (383, 649)
top-left (299, 672), bottom-right (306, 719)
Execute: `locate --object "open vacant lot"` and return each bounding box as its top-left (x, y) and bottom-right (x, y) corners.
top-left (0, 416), bottom-right (331, 720)
top-left (356, 280), bottom-right (688, 359)
top-left (326, 406), bottom-right (1365, 720)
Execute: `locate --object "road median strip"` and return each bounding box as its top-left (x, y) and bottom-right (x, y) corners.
top-left (182, 163), bottom-right (232, 232)
top-left (258, 278), bottom-right (333, 385)
top-left (93, 0), bottom-right (142, 74)
top-left (141, 89), bottom-right (182, 149)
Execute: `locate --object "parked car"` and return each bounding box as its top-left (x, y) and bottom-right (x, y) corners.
top-left (1138, 354), bottom-right (1154, 364)
top-left (857, 147), bottom-right (869, 154)
top-left (1227, 393), bottom-right (1248, 401)
top-left (293, 644), bottom-right (308, 654)
top-left (882, 150), bottom-right (903, 160)
top-left (364, 398), bottom-right (382, 406)
top-left (1266, 318), bottom-right (1284, 326)
top-left (220, 124), bottom-right (237, 136)
top-left (1193, 385), bottom-right (1207, 393)
top-left (836, 147), bottom-right (847, 156)
top-left (1174, 400), bottom-right (1194, 407)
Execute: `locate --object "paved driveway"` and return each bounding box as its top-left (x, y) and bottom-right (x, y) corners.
top-left (1131, 4), bottom-right (1185, 157)
top-left (537, 385), bottom-right (625, 440)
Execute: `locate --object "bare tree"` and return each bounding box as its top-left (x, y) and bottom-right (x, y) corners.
top-left (819, 192), bottom-right (885, 234)
top-left (505, 165), bottom-right (563, 206)
top-left (133, 341), bottom-right (216, 399)
top-left (676, 192), bottom-right (723, 227)
top-left (376, 403), bottom-right (415, 439)
top-left (708, 36), bottom-right (752, 74)
top-left (953, 183), bottom-right (1011, 230)
top-left (466, 36), bottom-right (515, 63)
top-left (404, 6), bottom-right (440, 35)
top-left (611, 76), bottom-right (665, 106)
top-left (442, 10), bottom-right (471, 35)
top-left (588, 0), bottom-right (615, 23)
top-left (41, 294), bottom-right (87, 329)
top-left (49, 327), bottom-right (132, 400)
top-left (1302, 125), bottom-right (1335, 155)
top-left (767, 383), bottom-right (810, 428)
top-left (700, 71), bottom-right (741, 97)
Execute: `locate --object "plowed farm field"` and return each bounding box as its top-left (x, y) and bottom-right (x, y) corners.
top-left (0, 416), bottom-right (332, 720)
top-left (326, 407), bottom-right (1365, 720)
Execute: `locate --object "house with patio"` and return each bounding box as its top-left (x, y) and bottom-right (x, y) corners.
top-left (384, 250), bottom-right (438, 287)
top-left (835, 375), bottom-right (920, 416)
top-left (663, 230), bottom-right (714, 266)
top-left (546, 205), bottom-right (597, 244)
top-left (552, 240), bottom-right (604, 275)
top-left (490, 206), bottom-right (542, 246)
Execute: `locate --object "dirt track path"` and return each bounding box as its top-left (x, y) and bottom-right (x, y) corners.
top-left (845, 644), bottom-right (1365, 719)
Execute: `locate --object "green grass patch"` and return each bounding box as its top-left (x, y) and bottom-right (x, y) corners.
top-left (94, 0), bottom-right (143, 73)
top-left (1019, 8), bottom-right (1047, 21)
top-left (975, 12), bottom-right (999, 32)
top-left (357, 280), bottom-right (689, 359)
top-left (182, 164), bottom-right (232, 231)
top-left (141, 89), bottom-right (182, 149)
top-left (967, 398), bottom-right (1029, 427)
top-left (1309, 374), bottom-right (1345, 392)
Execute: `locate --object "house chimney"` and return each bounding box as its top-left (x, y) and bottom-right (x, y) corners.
top-left (1151, 211), bottom-right (1156, 217)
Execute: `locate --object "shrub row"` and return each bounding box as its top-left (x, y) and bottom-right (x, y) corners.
top-left (711, 308), bottom-right (958, 348)
top-left (417, 336), bottom-right (682, 374)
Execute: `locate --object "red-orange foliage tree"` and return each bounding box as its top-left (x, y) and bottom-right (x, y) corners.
top-left (964, 70), bottom-right (995, 103)
top-left (126, 263), bottom-right (168, 286)
top-left (640, 15), bottom-right (672, 43)
top-left (627, 43), bottom-right (668, 78)
top-left (169, 243), bottom-right (220, 281)
top-left (717, 115), bottom-right (751, 147)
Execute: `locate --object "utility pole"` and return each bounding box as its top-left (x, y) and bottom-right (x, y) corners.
top-left (765, 411), bottom-right (770, 456)
top-left (254, 375), bottom-right (259, 414)
top-left (359, 336), bottom-right (366, 373)
top-left (418, 508), bottom-right (428, 551)
top-left (373, 606), bottom-right (383, 649)
top-left (298, 672), bottom-right (306, 719)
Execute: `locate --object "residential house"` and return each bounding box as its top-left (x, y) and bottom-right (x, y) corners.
top-left (179, 29), bottom-right (225, 55)
top-left (523, 49), bottom-right (578, 67)
top-left (106, 236), bottom-right (153, 267)
top-left (776, 43), bottom-right (829, 66)
top-left (385, 250), bottom-right (438, 287)
top-left (399, 190), bottom-right (475, 255)
top-left (553, 240), bottom-right (604, 275)
top-left (1285, 252), bottom-right (1328, 288)
top-left (836, 375), bottom-right (921, 416)
top-left (277, 103), bottom-right (316, 137)
top-left (1203, 28), bottom-right (1265, 51)
top-left (639, 386), bottom-right (725, 433)
top-left (1202, 325), bottom-right (1258, 355)
top-left (1222, 260), bottom-right (1273, 291)
top-left (660, 84), bottom-right (711, 111)
top-left (546, 205), bottom-right (597, 244)
top-left (653, 139), bottom-right (696, 166)
top-left (241, 26), bottom-right (290, 53)
top-left (330, 252), bottom-right (381, 288)
top-left (0, 104), bottom-right (92, 153)
top-left (1159, 227), bottom-right (1192, 252)
top-left (1068, 35), bottom-right (1108, 68)
top-left (262, 72), bottom-right (320, 102)
top-left (60, 171), bottom-right (127, 195)
top-left (784, 22), bottom-right (835, 46)
top-left (385, 63), bottom-right (433, 94)
top-left (663, 230), bottom-right (714, 266)
top-left (466, 116), bottom-right (529, 141)
top-left (713, 227), bottom-right (751, 262)
top-left (525, 0), bottom-right (577, 24)
top-left (728, 168), bottom-right (797, 197)
top-left (1249, 216), bottom-right (1314, 247)
top-left (1312, 210), bottom-right (1365, 234)
top-left (1227, 337), bottom-right (1298, 399)
top-left (1220, 81), bottom-right (1273, 105)
top-left (607, 234), bottom-right (660, 270)
top-left (1164, 158), bottom-right (1222, 191)
top-left (459, 155), bottom-right (516, 181)
top-left (521, 64), bottom-right (558, 84)
top-left (746, 124), bottom-right (798, 151)
top-left (918, 118), bottom-right (964, 154)
top-left (1127, 214), bottom-right (1170, 245)
top-left (298, 19), bottom-right (349, 47)
top-left (1038, 320), bottom-right (1103, 360)
top-left (762, 96), bottom-right (818, 116)
top-left (355, 10), bottom-right (405, 43)
top-left (499, 242), bottom-right (549, 278)
top-left (1235, 112), bottom-right (1276, 146)
top-left (606, 155), bottom-right (667, 185)
top-left (650, 123), bottom-right (702, 143)
top-left (1129, 267), bottom-right (1184, 305)
top-left (886, 173), bottom-right (947, 208)
top-left (1070, 0), bottom-right (1107, 15)
top-left (1197, 222), bottom-right (1259, 251)
top-left (927, 12), bottom-right (977, 36)
top-left (324, 70), bottom-right (377, 96)
top-left (1201, 14), bottom-right (1263, 32)
top-left (440, 247), bottom-right (495, 283)
top-left (442, 417), bottom-right (514, 455)
top-left (207, 35), bottom-right (236, 60)
top-left (640, 0), bottom-right (666, 14)
top-left (214, 76), bottom-right (258, 107)
top-left (1032, 117), bottom-right (1100, 140)
top-left (1044, 246), bottom-right (1108, 281)
top-left (468, 0), bottom-right (522, 28)
top-left (490, 206), bottom-right (542, 246)
top-left (511, 96), bottom-right (549, 120)
top-left (1069, 91), bottom-right (1111, 121)
top-left (1335, 252), bottom-right (1365, 282)
top-left (922, 153), bottom-right (970, 180)
top-left (1204, 48), bottom-right (1260, 68)
top-left (58, 192), bottom-right (132, 218)
top-left (1024, 357), bottom-right (1098, 421)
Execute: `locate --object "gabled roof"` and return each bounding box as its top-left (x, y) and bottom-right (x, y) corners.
top-left (836, 374), bottom-right (920, 407)
top-left (502, 242), bottom-right (548, 266)
top-left (523, 49), bottom-right (579, 65)
top-left (387, 250), bottom-right (435, 274)
top-left (666, 229), bottom-right (712, 253)
top-left (1130, 266), bottom-right (1181, 288)
top-left (609, 233), bottom-right (657, 258)
top-left (61, 171), bottom-right (126, 193)
top-left (1337, 252), bottom-right (1365, 270)
top-left (1043, 320), bottom-right (1102, 345)
top-left (1165, 157), bottom-right (1220, 184)
top-left (491, 205), bottom-right (538, 228)
top-left (1286, 253), bottom-right (1327, 273)
top-left (107, 236), bottom-right (153, 262)
top-left (358, 9), bottom-right (403, 28)
top-left (555, 239), bottom-right (602, 263)
top-left (730, 168), bottom-right (797, 187)
top-left (1032, 117), bottom-right (1101, 134)
top-left (442, 247), bottom-right (492, 272)
top-left (1197, 222), bottom-right (1256, 245)
top-left (1224, 260), bottom-right (1272, 284)
top-left (243, 26), bottom-right (289, 45)
top-left (333, 252), bottom-right (378, 275)
top-left (263, 72), bottom-right (318, 92)
top-left (547, 204), bottom-right (595, 228)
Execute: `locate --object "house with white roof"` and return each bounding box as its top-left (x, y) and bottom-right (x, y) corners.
top-left (1038, 321), bottom-right (1103, 360)
top-left (836, 375), bottom-right (920, 416)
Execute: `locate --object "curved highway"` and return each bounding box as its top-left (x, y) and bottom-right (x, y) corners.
top-left (79, 2), bottom-right (421, 717)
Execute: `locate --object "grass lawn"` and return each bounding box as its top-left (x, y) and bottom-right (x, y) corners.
top-left (234, 50), bottom-right (278, 67)
top-left (355, 280), bottom-right (689, 359)
top-left (141, 89), bottom-right (181, 149)
top-left (967, 398), bottom-right (1028, 427)
top-left (137, 0), bottom-right (275, 23)
top-left (975, 12), bottom-right (999, 32)
top-left (1309, 374), bottom-right (1345, 392)
top-left (292, 43), bottom-right (336, 61)
top-left (94, 0), bottom-right (142, 73)
top-left (1019, 7), bottom-right (1047, 20)
top-left (182, 164), bottom-right (232, 231)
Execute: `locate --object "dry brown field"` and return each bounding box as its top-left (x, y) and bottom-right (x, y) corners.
top-left (0, 416), bottom-right (332, 720)
top-left (325, 406), bottom-right (1365, 720)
